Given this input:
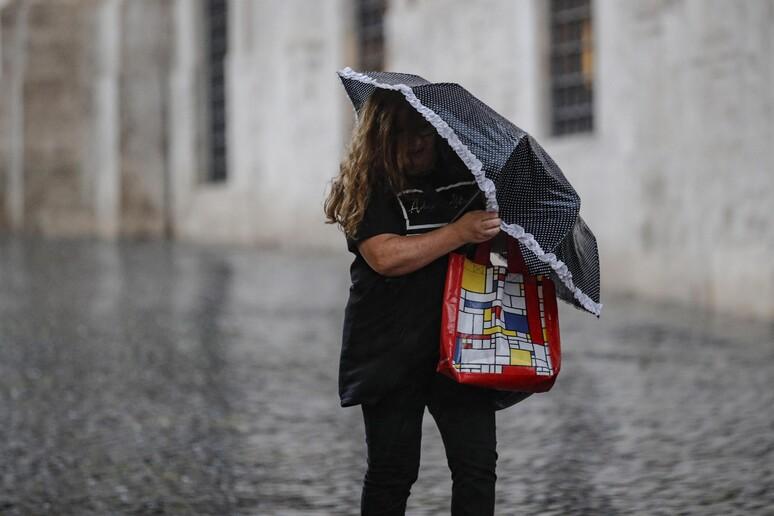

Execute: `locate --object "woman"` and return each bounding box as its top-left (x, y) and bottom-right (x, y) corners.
top-left (324, 88), bottom-right (527, 515)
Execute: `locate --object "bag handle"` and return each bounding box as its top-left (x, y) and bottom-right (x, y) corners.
top-left (472, 239), bottom-right (492, 265)
top-left (471, 235), bottom-right (528, 273)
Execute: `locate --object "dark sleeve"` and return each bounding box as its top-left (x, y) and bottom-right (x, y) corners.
top-left (346, 183), bottom-right (406, 254)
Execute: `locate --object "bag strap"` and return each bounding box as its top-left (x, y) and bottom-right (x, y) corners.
top-left (471, 236), bottom-right (528, 274)
top-left (472, 239), bottom-right (492, 265)
top-left (506, 237), bottom-right (528, 273)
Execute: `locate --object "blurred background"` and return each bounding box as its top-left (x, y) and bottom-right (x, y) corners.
top-left (1, 0), bottom-right (772, 317)
top-left (0, 1), bottom-right (772, 514)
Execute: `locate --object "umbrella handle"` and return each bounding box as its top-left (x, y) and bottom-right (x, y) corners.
top-left (450, 190), bottom-right (483, 223)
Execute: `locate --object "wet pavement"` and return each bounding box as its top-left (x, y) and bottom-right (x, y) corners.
top-left (0, 235), bottom-right (773, 515)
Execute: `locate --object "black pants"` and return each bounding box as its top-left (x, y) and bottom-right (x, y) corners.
top-left (360, 372), bottom-right (498, 515)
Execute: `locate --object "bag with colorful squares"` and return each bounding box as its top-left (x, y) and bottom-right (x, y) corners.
top-left (438, 235), bottom-right (562, 392)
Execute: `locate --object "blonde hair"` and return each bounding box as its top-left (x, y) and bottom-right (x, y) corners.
top-left (324, 88), bottom-right (470, 238)
top-left (324, 89), bottom-right (424, 238)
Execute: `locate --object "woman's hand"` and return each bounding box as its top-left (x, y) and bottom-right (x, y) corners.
top-left (451, 210), bottom-right (502, 244)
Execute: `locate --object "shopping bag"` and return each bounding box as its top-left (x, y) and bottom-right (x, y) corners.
top-left (437, 236), bottom-right (561, 392)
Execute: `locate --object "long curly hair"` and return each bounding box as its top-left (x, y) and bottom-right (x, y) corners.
top-left (324, 88), bottom-right (468, 239)
top-left (324, 89), bottom-right (414, 238)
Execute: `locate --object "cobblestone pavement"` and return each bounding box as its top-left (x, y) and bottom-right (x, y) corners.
top-left (1, 236), bottom-right (773, 515)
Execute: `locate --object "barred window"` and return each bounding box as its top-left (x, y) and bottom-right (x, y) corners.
top-left (204, 0), bottom-right (228, 182)
top-left (549, 0), bottom-right (594, 136)
top-left (356, 0), bottom-right (387, 71)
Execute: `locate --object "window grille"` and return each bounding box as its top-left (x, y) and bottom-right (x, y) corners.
top-left (205, 0), bottom-right (228, 182)
top-left (356, 0), bottom-right (387, 71)
top-left (549, 0), bottom-right (594, 136)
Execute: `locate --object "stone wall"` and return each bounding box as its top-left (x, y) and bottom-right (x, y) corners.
top-left (0, 0), bottom-right (171, 238)
top-left (0, 0), bottom-right (772, 318)
top-left (178, 0), bottom-right (352, 247)
top-left (388, 0), bottom-right (774, 318)
top-left (0, 1), bottom-right (99, 235)
top-left (0, 1), bottom-right (17, 230)
top-left (118, 0), bottom-right (171, 238)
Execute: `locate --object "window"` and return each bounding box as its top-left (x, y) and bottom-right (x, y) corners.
top-left (204, 0), bottom-right (228, 182)
top-left (356, 0), bottom-right (387, 71)
top-left (549, 0), bottom-right (594, 136)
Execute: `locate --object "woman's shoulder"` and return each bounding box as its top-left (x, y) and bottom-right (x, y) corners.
top-left (365, 178), bottom-right (403, 212)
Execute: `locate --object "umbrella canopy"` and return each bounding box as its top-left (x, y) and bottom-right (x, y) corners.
top-left (337, 67), bottom-right (602, 317)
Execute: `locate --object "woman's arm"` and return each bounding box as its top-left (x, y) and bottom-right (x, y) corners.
top-left (358, 210), bottom-right (501, 277)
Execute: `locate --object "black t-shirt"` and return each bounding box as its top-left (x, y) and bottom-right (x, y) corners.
top-left (338, 167), bottom-right (484, 407)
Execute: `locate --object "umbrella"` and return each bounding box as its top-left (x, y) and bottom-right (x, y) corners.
top-left (337, 67), bottom-right (602, 317)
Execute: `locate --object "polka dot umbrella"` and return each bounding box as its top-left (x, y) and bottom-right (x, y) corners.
top-left (337, 67), bottom-right (602, 317)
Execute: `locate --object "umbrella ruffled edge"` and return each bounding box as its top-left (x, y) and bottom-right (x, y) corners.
top-left (337, 66), bottom-right (603, 317)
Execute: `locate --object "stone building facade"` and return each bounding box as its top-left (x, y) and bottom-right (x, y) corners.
top-left (1, 0), bottom-right (773, 318)
top-left (0, 0), bottom-right (352, 244)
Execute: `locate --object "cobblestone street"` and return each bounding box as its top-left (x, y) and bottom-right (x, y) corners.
top-left (1, 236), bottom-right (773, 515)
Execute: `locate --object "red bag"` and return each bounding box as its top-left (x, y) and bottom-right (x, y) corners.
top-left (438, 236), bottom-right (562, 392)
